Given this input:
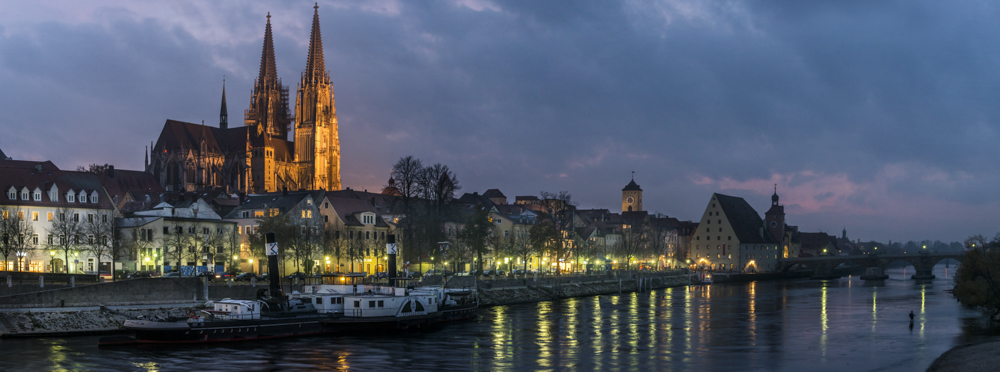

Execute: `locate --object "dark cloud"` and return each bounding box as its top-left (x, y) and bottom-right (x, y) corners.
top-left (0, 0), bottom-right (997, 241)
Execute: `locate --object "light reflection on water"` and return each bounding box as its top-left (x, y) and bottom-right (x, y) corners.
top-left (0, 263), bottom-right (996, 372)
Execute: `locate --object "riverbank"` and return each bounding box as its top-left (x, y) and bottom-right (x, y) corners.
top-left (927, 340), bottom-right (1000, 372)
top-left (475, 272), bottom-right (696, 306)
top-left (0, 305), bottom-right (198, 337)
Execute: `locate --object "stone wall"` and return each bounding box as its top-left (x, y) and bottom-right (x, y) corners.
top-left (477, 271), bottom-right (696, 306)
top-left (0, 278), bottom-right (203, 308)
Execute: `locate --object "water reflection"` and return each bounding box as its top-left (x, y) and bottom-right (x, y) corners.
top-left (1, 264), bottom-right (995, 372)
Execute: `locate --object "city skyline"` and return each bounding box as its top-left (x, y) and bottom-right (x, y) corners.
top-left (0, 1), bottom-right (996, 242)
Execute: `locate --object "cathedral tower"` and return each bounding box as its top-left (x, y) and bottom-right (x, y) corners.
top-left (622, 174), bottom-right (642, 212)
top-left (294, 4), bottom-right (341, 191)
top-left (246, 13), bottom-right (292, 140)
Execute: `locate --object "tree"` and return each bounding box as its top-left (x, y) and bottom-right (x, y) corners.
top-left (0, 206), bottom-right (35, 272)
top-left (46, 204), bottom-right (82, 273)
top-left (954, 234), bottom-right (1000, 317)
top-left (76, 163), bottom-right (113, 174)
top-left (163, 221), bottom-right (188, 273)
top-left (617, 215), bottom-right (649, 270)
top-left (509, 226), bottom-right (536, 272)
top-left (459, 207), bottom-right (493, 274)
top-left (529, 221), bottom-right (558, 273)
top-left (248, 213), bottom-right (294, 275)
top-left (81, 211), bottom-right (114, 276)
top-left (537, 191), bottom-right (575, 275)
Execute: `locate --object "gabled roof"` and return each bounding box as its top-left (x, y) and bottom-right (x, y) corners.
top-left (714, 193), bottom-right (774, 244)
top-left (224, 191), bottom-right (320, 219)
top-left (483, 189), bottom-right (506, 199)
top-left (0, 166), bottom-right (115, 209)
top-left (0, 147), bottom-right (7, 160)
top-left (98, 168), bottom-right (163, 212)
top-left (623, 179), bottom-right (641, 191)
top-left (800, 232), bottom-right (836, 250)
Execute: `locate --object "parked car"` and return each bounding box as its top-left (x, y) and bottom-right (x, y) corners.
top-left (196, 271), bottom-right (215, 279)
top-left (408, 271), bottom-right (422, 279)
top-left (285, 272), bottom-right (306, 280)
top-left (510, 269), bottom-right (525, 276)
top-left (162, 272), bottom-right (180, 278)
top-left (126, 271), bottom-right (151, 279)
top-left (257, 273), bottom-right (269, 282)
top-left (234, 273), bottom-right (256, 282)
top-left (215, 272), bottom-right (234, 280)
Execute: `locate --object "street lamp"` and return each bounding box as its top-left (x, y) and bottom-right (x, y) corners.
top-left (49, 251), bottom-right (55, 273)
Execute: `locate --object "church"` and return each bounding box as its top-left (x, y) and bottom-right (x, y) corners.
top-left (147, 5), bottom-right (340, 194)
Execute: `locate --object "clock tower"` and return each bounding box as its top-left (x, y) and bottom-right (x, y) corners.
top-left (622, 174), bottom-right (642, 212)
top-left (764, 184), bottom-right (785, 244)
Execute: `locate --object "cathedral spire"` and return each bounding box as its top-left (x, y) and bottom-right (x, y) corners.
top-left (220, 76), bottom-right (228, 130)
top-left (304, 3), bottom-right (326, 86)
top-left (258, 12), bottom-right (278, 89)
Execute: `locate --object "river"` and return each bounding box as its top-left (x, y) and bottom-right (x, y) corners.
top-left (0, 263), bottom-right (995, 371)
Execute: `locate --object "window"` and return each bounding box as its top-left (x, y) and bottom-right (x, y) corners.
top-left (163, 227), bottom-right (170, 235)
top-left (325, 202), bottom-right (329, 209)
top-left (91, 195), bottom-right (97, 203)
top-left (7, 191), bottom-right (13, 199)
top-left (47, 235), bottom-right (54, 245)
top-left (17, 211), bottom-right (23, 220)
top-left (102, 215), bottom-right (107, 223)
top-left (324, 216), bottom-right (329, 222)
top-left (59, 213), bottom-right (65, 221)
top-left (269, 208), bottom-right (279, 217)
top-left (32, 234), bottom-right (38, 245)
top-left (242, 211), bottom-right (250, 218)
top-left (306, 199), bottom-right (312, 206)
top-left (368, 301), bottom-right (375, 308)
top-left (366, 231), bottom-right (371, 240)
top-left (254, 211), bottom-right (264, 218)
top-left (188, 227), bottom-right (195, 234)
top-left (73, 213), bottom-right (79, 222)
top-left (380, 231), bottom-right (385, 240)
top-left (67, 193), bottom-right (75, 202)
top-left (378, 300), bottom-right (384, 308)
top-left (202, 228), bottom-right (209, 235)
top-left (46, 212), bottom-right (53, 221)
top-left (504, 230), bottom-right (509, 238)
top-left (354, 301), bottom-right (360, 308)
top-left (88, 214), bottom-right (93, 222)
top-left (496, 218), bottom-right (502, 224)
top-left (728, 236), bottom-right (731, 240)
top-left (706, 220), bottom-right (710, 224)
top-left (21, 191), bottom-right (28, 200)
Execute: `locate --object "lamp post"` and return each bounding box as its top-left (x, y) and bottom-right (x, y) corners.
top-left (49, 251), bottom-right (56, 273)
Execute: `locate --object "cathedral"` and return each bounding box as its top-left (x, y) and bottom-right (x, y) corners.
top-left (147, 5), bottom-right (341, 194)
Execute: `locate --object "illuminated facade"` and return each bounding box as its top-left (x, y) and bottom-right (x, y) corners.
top-left (690, 193), bottom-right (780, 273)
top-left (148, 6), bottom-right (341, 194)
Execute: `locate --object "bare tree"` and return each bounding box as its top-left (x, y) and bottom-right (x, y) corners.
top-left (954, 234), bottom-right (1000, 317)
top-left (82, 211), bottom-right (114, 276)
top-left (509, 226), bottom-right (535, 272)
top-left (617, 215), bottom-right (650, 270)
top-left (46, 204), bottom-right (82, 273)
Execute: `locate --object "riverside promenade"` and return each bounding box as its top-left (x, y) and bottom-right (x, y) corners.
top-left (0, 269), bottom-right (695, 337)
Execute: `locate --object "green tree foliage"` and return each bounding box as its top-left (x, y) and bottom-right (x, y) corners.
top-left (954, 234), bottom-right (1000, 317)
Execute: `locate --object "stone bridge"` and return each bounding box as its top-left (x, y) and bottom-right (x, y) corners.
top-left (778, 252), bottom-right (962, 280)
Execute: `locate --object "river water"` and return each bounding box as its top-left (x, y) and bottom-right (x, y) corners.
top-left (0, 263), bottom-right (996, 372)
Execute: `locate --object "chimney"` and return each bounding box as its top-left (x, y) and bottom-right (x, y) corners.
top-left (107, 165), bottom-right (115, 178)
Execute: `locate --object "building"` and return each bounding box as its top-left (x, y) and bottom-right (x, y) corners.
top-left (224, 190), bottom-right (325, 274)
top-left (689, 193), bottom-right (780, 273)
top-left (0, 159), bottom-right (117, 274)
top-left (622, 177), bottom-right (642, 212)
top-left (119, 215), bottom-right (237, 275)
top-left (147, 6), bottom-right (340, 194)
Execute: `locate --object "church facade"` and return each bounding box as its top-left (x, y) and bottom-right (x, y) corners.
top-left (147, 6), bottom-right (341, 194)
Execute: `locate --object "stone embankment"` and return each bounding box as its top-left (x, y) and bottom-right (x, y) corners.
top-left (462, 270), bottom-right (696, 306)
top-left (0, 306), bottom-right (197, 337)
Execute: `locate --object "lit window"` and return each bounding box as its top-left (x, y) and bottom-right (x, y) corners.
top-left (32, 212), bottom-right (38, 221)
top-left (254, 211), bottom-right (264, 218)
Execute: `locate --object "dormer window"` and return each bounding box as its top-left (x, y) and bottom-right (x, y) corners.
top-left (33, 191), bottom-right (41, 202)
top-left (20, 189), bottom-right (28, 201)
top-left (8, 191), bottom-right (14, 200)
top-left (362, 213), bottom-right (375, 225)
top-left (90, 191), bottom-right (98, 203)
top-left (67, 192), bottom-right (75, 203)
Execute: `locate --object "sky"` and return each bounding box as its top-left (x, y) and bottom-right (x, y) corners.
top-left (0, 0), bottom-right (997, 243)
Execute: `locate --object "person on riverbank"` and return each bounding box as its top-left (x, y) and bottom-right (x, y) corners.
top-left (909, 311), bottom-right (914, 322)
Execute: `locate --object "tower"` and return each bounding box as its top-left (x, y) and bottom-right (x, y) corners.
top-left (622, 173), bottom-right (642, 212)
top-left (294, 3), bottom-right (341, 191)
top-left (220, 77), bottom-right (228, 130)
top-left (765, 184), bottom-right (785, 244)
top-left (245, 12), bottom-right (291, 140)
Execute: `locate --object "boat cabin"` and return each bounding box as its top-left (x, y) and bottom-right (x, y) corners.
top-left (205, 299), bottom-right (263, 320)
